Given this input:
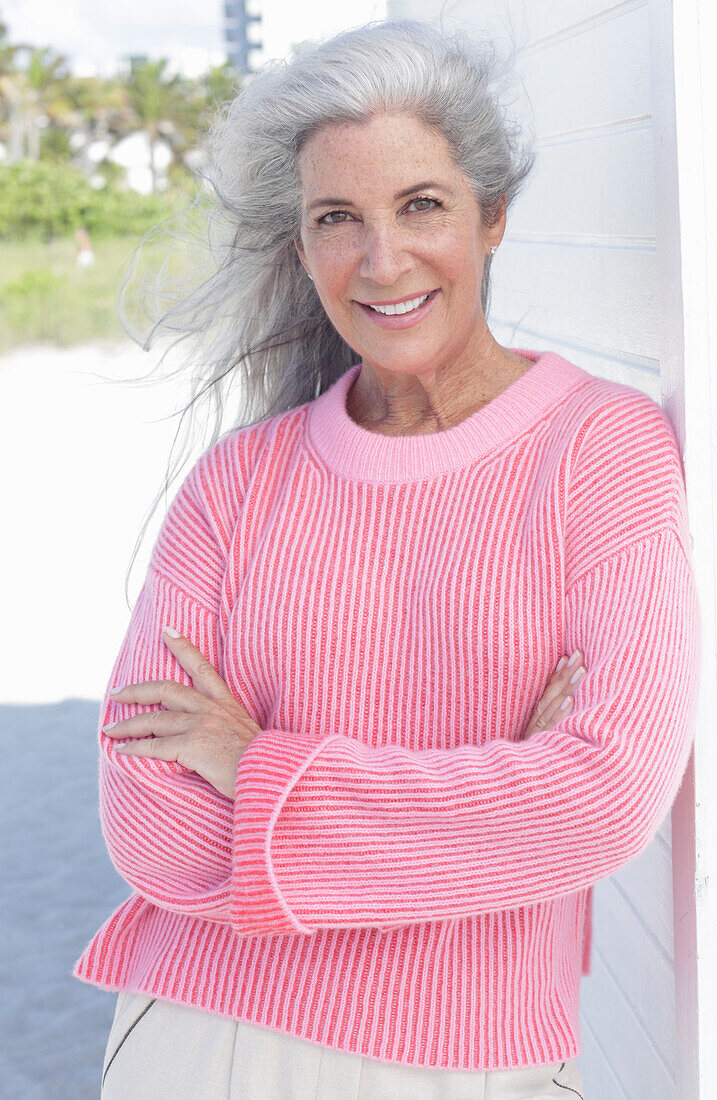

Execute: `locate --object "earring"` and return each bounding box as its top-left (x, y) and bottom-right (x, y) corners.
top-left (307, 273), bottom-right (313, 281)
top-left (489, 245), bottom-right (497, 254)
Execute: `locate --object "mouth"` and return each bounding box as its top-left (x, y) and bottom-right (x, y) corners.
top-left (356, 288), bottom-right (440, 328)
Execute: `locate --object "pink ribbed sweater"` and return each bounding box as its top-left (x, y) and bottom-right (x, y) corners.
top-left (73, 347), bottom-right (701, 1072)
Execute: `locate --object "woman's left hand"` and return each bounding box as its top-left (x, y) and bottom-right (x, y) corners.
top-left (102, 627), bottom-right (263, 799)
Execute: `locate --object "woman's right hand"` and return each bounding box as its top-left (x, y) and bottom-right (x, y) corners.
top-left (522, 650), bottom-right (588, 739)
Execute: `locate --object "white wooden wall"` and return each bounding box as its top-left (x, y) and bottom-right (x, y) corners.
top-left (384, 1), bottom-right (707, 1096)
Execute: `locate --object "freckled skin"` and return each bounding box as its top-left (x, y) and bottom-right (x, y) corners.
top-left (293, 113), bottom-right (532, 437)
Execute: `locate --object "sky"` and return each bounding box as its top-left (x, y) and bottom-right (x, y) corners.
top-left (1, 0), bottom-right (388, 78)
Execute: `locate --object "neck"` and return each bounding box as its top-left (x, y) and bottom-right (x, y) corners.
top-left (345, 336), bottom-right (534, 437)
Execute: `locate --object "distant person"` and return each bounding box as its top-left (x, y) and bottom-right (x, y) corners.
top-left (72, 18), bottom-right (700, 1100)
top-left (74, 227), bottom-right (95, 268)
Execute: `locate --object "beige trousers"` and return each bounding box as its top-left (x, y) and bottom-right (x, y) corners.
top-left (101, 991), bottom-right (585, 1100)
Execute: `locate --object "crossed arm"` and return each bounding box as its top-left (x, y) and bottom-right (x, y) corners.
top-left (98, 527), bottom-right (700, 936)
top-left (97, 395), bottom-right (702, 936)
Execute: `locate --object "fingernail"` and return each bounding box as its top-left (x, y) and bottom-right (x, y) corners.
top-left (568, 649), bottom-right (582, 667)
top-left (560, 697), bottom-right (572, 710)
top-left (556, 656), bottom-right (567, 672)
top-left (108, 686), bottom-right (124, 695)
top-left (569, 665), bottom-right (587, 685)
top-left (162, 626), bottom-right (181, 638)
top-left (103, 722), bottom-right (117, 730)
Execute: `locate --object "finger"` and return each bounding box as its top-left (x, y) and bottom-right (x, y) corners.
top-left (108, 679), bottom-right (206, 713)
top-left (523, 653), bottom-right (586, 740)
top-left (558, 651), bottom-right (585, 687)
top-left (528, 680), bottom-right (566, 727)
top-left (543, 694), bottom-right (574, 726)
top-left (114, 735), bottom-right (186, 764)
top-left (524, 695), bottom-right (573, 739)
top-left (534, 659), bottom-right (572, 716)
top-left (529, 676), bottom-right (578, 729)
top-left (536, 653), bottom-right (585, 712)
top-left (103, 710), bottom-right (193, 738)
top-left (161, 628), bottom-right (235, 706)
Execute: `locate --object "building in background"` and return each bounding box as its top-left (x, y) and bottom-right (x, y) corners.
top-left (223, 0), bottom-right (262, 77)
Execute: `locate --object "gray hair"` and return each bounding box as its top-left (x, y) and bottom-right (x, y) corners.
top-left (118, 17), bottom-right (535, 599)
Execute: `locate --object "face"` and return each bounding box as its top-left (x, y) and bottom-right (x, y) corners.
top-left (294, 112), bottom-right (506, 383)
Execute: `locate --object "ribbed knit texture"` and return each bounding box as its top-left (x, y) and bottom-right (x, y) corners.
top-left (73, 348), bottom-right (702, 1071)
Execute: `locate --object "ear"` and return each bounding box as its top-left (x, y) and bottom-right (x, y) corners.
top-left (293, 236), bottom-right (306, 270)
top-left (489, 193), bottom-right (508, 249)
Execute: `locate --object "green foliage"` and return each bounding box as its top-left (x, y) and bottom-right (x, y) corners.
top-left (165, 158), bottom-right (198, 197)
top-left (0, 266), bottom-right (64, 338)
top-left (0, 235), bottom-right (174, 351)
top-left (99, 158), bottom-right (125, 185)
top-left (0, 159), bottom-right (186, 241)
top-left (39, 127), bottom-right (73, 162)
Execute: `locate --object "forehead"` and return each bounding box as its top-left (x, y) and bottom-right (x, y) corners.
top-left (297, 114), bottom-right (458, 187)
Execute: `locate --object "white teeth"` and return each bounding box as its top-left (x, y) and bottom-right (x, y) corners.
top-left (368, 292), bottom-right (430, 316)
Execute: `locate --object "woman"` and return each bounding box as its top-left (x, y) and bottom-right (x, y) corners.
top-left (74, 19), bottom-right (701, 1100)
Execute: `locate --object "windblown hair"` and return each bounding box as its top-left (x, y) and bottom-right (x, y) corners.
top-left (117, 17), bottom-right (536, 599)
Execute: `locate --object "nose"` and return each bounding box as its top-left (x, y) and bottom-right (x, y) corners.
top-left (358, 223), bottom-right (414, 288)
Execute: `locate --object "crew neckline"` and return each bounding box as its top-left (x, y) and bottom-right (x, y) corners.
top-left (306, 347), bottom-right (590, 482)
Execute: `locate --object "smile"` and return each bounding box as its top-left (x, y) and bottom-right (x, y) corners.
top-left (356, 288), bottom-right (439, 329)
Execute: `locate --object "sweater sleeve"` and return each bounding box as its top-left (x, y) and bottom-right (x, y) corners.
top-left (97, 432), bottom-right (252, 923)
top-left (96, 425), bottom-right (407, 934)
top-left (229, 393), bottom-right (703, 935)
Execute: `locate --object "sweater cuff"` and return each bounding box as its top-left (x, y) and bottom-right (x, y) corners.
top-left (230, 727), bottom-right (340, 936)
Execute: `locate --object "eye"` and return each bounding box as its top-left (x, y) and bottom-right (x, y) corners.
top-left (409, 196), bottom-right (441, 213)
top-left (316, 195), bottom-right (442, 226)
top-left (318, 209), bottom-right (351, 226)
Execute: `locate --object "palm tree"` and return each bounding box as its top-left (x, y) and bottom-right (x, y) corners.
top-left (65, 73), bottom-right (134, 137)
top-left (56, 73), bottom-right (135, 172)
top-left (0, 20), bottom-right (27, 162)
top-left (18, 45), bottom-right (71, 159)
top-left (171, 61), bottom-right (241, 181)
top-left (200, 62), bottom-right (240, 117)
top-left (123, 57), bottom-right (194, 191)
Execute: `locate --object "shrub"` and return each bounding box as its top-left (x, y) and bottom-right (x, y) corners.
top-left (0, 266), bottom-right (65, 338)
top-left (0, 159), bottom-right (186, 241)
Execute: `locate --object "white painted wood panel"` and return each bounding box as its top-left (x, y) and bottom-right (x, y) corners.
top-left (595, 877), bottom-right (676, 1055)
top-left (389, 0), bottom-right (642, 43)
top-left (509, 126), bottom-right (656, 242)
top-left (579, 948), bottom-right (677, 1097)
top-left (517, 5), bottom-right (651, 137)
top-left (497, 0), bottom-right (647, 54)
top-left (611, 828), bottom-right (675, 960)
top-left (494, 244), bottom-right (658, 361)
top-left (649, 0), bottom-right (717, 1094)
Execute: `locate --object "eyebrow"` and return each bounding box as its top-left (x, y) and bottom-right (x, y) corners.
top-left (306, 181), bottom-right (454, 214)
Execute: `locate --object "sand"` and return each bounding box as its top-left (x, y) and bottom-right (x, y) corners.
top-left (1, 698), bottom-right (133, 1097)
top-left (1, 339), bottom-right (228, 1095)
